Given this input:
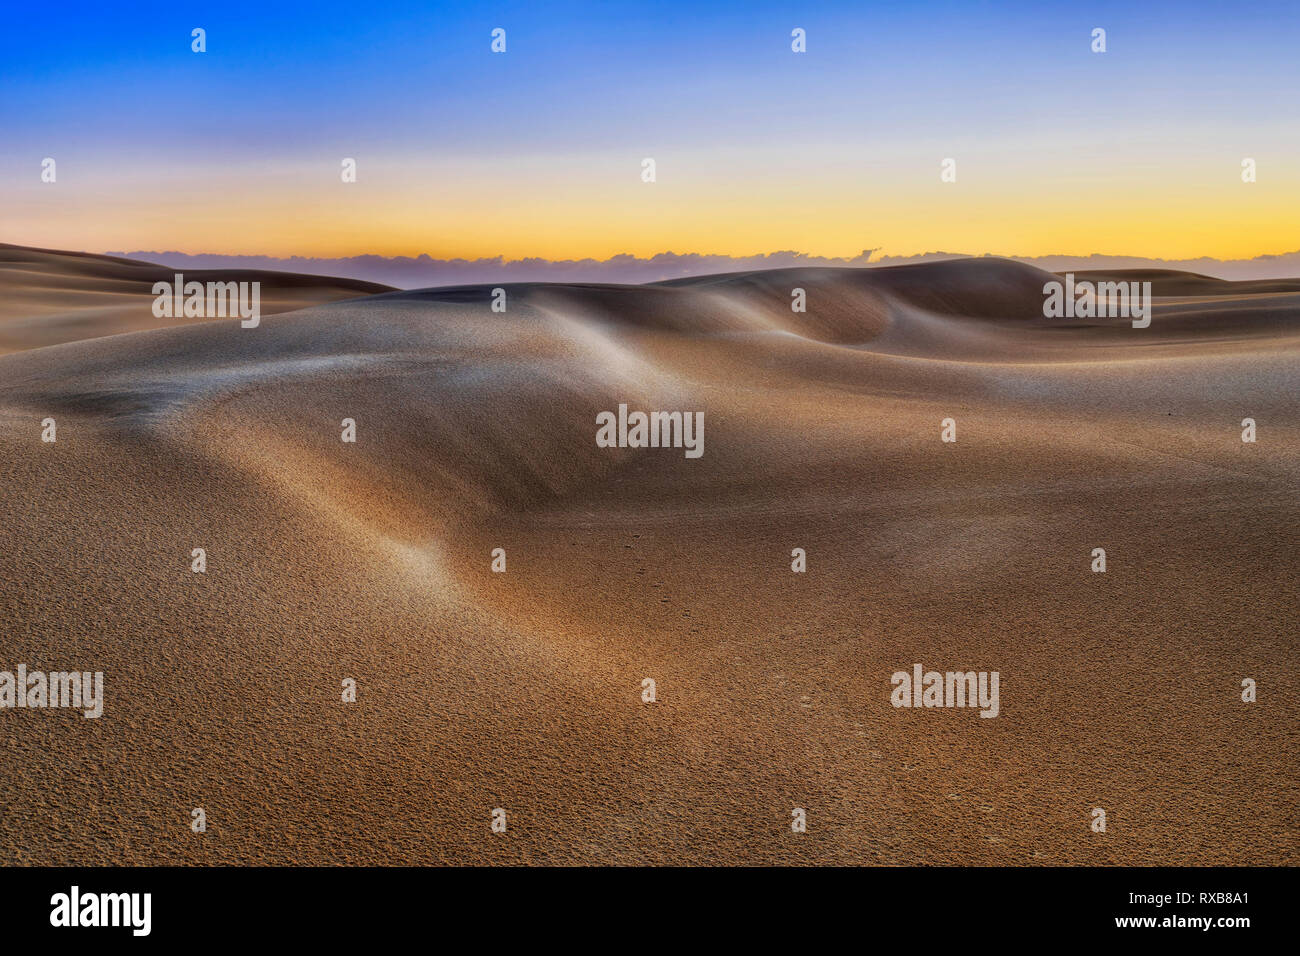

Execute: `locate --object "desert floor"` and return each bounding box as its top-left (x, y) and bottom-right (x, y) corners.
top-left (0, 248), bottom-right (1296, 864)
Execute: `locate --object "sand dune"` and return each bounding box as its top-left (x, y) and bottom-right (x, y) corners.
top-left (1071, 268), bottom-right (1300, 298)
top-left (0, 244), bottom-right (394, 355)
top-left (0, 250), bottom-right (1296, 865)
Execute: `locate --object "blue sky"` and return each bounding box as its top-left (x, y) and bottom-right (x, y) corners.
top-left (3, 1), bottom-right (1298, 258)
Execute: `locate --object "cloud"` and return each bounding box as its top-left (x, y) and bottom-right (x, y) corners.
top-left (104, 248), bottom-right (1300, 289)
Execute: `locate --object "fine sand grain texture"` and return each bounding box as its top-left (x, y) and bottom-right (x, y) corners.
top-left (0, 251), bottom-right (1296, 865)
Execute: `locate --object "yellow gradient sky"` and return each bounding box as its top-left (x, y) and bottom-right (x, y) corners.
top-left (5, 1), bottom-right (1299, 262)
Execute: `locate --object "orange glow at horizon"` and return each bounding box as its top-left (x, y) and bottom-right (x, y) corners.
top-left (7, 149), bottom-right (1299, 263)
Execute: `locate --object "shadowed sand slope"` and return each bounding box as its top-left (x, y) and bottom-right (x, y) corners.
top-left (0, 256), bottom-right (1296, 865)
top-left (1071, 268), bottom-right (1300, 298)
top-left (0, 243), bottom-right (395, 355)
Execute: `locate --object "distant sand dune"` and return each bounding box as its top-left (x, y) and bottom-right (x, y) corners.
top-left (0, 247), bottom-right (1296, 865)
top-left (0, 243), bottom-right (395, 355)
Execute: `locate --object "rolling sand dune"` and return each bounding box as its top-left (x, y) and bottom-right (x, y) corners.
top-left (0, 250), bottom-right (1296, 865)
top-left (0, 244), bottom-right (394, 355)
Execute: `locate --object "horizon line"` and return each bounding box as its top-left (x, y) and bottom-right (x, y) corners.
top-left (84, 246), bottom-right (1300, 289)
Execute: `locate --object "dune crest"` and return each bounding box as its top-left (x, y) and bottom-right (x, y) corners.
top-left (0, 243), bottom-right (395, 355)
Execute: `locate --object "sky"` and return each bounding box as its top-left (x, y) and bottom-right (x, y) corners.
top-left (3, 0), bottom-right (1298, 263)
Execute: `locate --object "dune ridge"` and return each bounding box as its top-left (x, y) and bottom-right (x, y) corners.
top-left (0, 243), bottom-right (395, 355)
